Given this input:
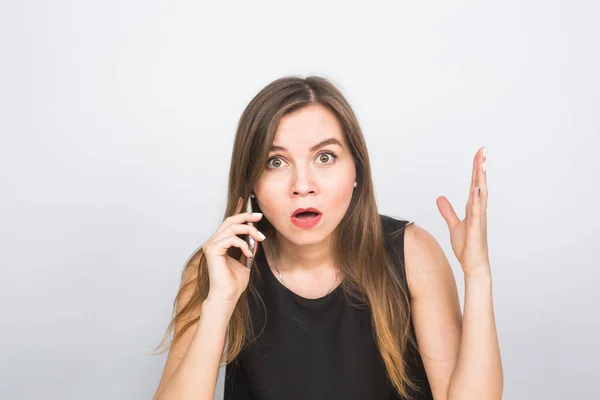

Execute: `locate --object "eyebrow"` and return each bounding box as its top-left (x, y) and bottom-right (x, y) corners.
top-left (269, 138), bottom-right (344, 153)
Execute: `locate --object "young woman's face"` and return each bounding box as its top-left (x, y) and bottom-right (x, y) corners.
top-left (253, 104), bottom-right (357, 246)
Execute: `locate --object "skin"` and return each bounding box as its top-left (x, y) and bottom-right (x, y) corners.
top-left (252, 104), bottom-right (501, 397)
top-left (252, 104), bottom-right (356, 299)
top-left (404, 148), bottom-right (502, 399)
top-left (153, 104), bottom-right (502, 399)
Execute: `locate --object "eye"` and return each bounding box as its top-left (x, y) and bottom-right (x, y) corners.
top-left (316, 151), bottom-right (338, 164)
top-left (266, 156), bottom-right (285, 169)
top-left (266, 151), bottom-right (338, 170)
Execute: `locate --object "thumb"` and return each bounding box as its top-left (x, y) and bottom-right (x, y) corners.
top-left (436, 196), bottom-right (460, 230)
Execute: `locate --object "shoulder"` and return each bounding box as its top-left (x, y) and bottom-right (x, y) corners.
top-left (380, 214), bottom-right (445, 275)
top-left (378, 214), bottom-right (454, 295)
top-left (379, 214), bottom-right (440, 254)
top-left (379, 213), bottom-right (413, 236)
top-left (404, 223), bottom-right (440, 265)
top-left (402, 222), bottom-right (456, 299)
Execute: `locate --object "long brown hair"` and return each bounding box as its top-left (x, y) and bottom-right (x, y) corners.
top-left (153, 75), bottom-right (420, 398)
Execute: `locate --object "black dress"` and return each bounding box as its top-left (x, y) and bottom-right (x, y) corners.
top-left (224, 214), bottom-right (433, 400)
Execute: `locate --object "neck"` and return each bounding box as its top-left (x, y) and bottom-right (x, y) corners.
top-left (268, 232), bottom-right (336, 272)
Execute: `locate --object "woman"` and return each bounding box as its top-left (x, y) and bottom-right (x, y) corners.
top-left (152, 76), bottom-right (503, 400)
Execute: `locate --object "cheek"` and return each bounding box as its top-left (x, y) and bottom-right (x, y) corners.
top-left (322, 174), bottom-right (354, 213)
top-left (326, 166), bottom-right (355, 194)
top-left (329, 180), bottom-right (354, 208)
top-left (253, 180), bottom-right (281, 217)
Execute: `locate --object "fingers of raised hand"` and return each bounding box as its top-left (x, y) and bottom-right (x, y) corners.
top-left (480, 149), bottom-right (488, 211)
top-left (469, 185), bottom-right (482, 229)
top-left (467, 147), bottom-right (487, 229)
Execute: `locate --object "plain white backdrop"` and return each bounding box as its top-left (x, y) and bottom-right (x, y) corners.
top-left (1, 1), bottom-right (598, 399)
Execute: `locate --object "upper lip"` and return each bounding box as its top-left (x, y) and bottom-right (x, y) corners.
top-left (291, 207), bottom-right (322, 217)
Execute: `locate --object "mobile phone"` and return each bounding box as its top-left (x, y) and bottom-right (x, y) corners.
top-left (244, 196), bottom-right (256, 269)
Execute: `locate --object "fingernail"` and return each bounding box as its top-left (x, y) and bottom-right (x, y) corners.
top-left (482, 161), bottom-right (487, 172)
top-left (252, 212), bottom-right (263, 217)
top-left (482, 146), bottom-right (487, 160)
top-left (258, 231), bottom-right (266, 240)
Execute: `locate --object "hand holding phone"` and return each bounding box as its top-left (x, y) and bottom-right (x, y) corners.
top-left (201, 197), bottom-right (264, 303)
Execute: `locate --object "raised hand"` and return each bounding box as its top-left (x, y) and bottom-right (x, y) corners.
top-left (436, 147), bottom-right (491, 278)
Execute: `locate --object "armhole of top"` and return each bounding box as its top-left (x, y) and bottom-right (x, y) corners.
top-left (381, 214), bottom-right (414, 297)
top-left (381, 215), bottom-right (421, 346)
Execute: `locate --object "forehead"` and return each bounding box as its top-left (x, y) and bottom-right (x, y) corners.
top-left (273, 104), bottom-right (344, 146)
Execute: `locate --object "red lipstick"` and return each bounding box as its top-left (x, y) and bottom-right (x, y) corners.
top-left (290, 207), bottom-right (322, 229)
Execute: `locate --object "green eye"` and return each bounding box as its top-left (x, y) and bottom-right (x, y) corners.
top-left (267, 157), bottom-right (283, 169)
top-left (318, 152), bottom-right (337, 164)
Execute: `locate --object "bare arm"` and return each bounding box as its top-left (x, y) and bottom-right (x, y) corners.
top-left (153, 201), bottom-right (263, 399)
top-left (405, 224), bottom-right (462, 399)
top-left (447, 272), bottom-right (502, 400)
top-left (154, 298), bottom-right (235, 400)
top-left (406, 223), bottom-right (502, 400)
top-left (432, 146), bottom-right (503, 399)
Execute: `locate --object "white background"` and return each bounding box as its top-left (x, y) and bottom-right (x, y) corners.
top-left (1, 1), bottom-right (598, 399)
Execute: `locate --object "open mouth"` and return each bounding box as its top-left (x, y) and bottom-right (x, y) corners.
top-left (293, 211), bottom-right (321, 219)
top-left (290, 208), bottom-right (323, 228)
top-left (291, 207), bottom-right (323, 219)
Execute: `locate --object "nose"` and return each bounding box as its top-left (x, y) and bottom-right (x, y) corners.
top-left (291, 167), bottom-right (316, 197)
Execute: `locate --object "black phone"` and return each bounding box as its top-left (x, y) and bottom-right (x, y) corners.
top-left (244, 196), bottom-right (256, 269)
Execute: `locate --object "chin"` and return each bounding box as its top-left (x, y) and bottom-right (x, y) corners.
top-left (288, 222), bottom-right (338, 245)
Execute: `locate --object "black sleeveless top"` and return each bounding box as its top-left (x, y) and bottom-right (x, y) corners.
top-left (224, 215), bottom-right (433, 400)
